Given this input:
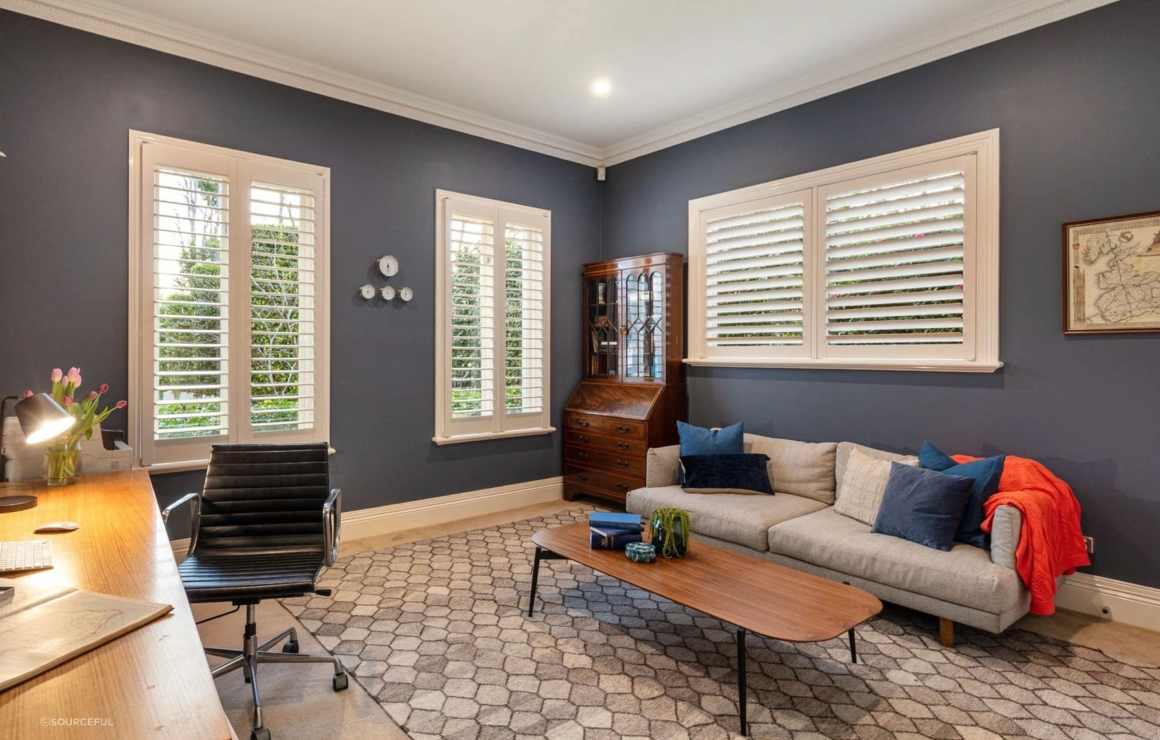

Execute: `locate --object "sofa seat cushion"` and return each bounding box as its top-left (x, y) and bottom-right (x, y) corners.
top-left (627, 486), bottom-right (827, 552)
top-left (767, 508), bottom-right (1023, 614)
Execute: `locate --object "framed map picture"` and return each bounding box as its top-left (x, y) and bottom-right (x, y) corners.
top-left (1064, 210), bottom-right (1160, 334)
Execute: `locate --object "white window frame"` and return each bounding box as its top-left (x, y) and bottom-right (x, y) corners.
top-left (128, 131), bottom-right (331, 472)
top-left (433, 190), bottom-right (553, 445)
top-left (688, 129), bottom-right (1001, 373)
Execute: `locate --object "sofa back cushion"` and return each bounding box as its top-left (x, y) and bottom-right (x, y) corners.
top-left (835, 442), bottom-right (919, 493)
top-left (834, 446), bottom-right (920, 525)
top-left (744, 434), bottom-right (837, 504)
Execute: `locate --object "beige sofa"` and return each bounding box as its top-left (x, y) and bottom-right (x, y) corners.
top-left (626, 433), bottom-right (1030, 646)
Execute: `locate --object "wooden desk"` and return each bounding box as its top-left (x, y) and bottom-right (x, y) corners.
top-left (0, 471), bottom-right (233, 740)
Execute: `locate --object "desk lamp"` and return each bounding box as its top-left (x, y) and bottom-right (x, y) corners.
top-left (0, 393), bottom-right (76, 512)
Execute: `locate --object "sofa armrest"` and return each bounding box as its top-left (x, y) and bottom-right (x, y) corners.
top-left (990, 504), bottom-right (1021, 571)
top-left (646, 445), bottom-right (681, 487)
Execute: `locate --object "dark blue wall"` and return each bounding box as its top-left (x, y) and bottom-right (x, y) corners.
top-left (0, 11), bottom-right (601, 535)
top-left (601, 0), bottom-right (1160, 587)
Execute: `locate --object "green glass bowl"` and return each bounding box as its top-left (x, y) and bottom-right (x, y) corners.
top-left (625, 542), bottom-right (656, 563)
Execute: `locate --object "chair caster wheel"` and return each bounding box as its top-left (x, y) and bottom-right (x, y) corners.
top-left (282, 640), bottom-right (299, 654)
top-left (333, 673), bottom-right (349, 691)
top-left (250, 728), bottom-right (271, 740)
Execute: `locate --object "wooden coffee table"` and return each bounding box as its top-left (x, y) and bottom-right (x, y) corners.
top-left (528, 522), bottom-right (882, 736)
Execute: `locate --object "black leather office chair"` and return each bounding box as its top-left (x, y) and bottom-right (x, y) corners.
top-left (163, 442), bottom-right (347, 740)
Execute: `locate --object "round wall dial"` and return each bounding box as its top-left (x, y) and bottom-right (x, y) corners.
top-left (399, 287), bottom-right (413, 302)
top-left (380, 285), bottom-right (396, 300)
top-left (359, 284), bottom-right (376, 300)
top-left (377, 255), bottom-right (399, 277)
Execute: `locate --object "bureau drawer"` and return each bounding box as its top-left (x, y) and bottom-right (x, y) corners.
top-left (564, 464), bottom-right (644, 499)
top-left (565, 413), bottom-right (645, 439)
top-left (565, 447), bottom-right (647, 477)
top-left (566, 430), bottom-right (646, 457)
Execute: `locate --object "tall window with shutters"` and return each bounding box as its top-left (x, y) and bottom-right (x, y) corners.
top-left (688, 130), bottom-right (999, 372)
top-left (129, 132), bottom-right (330, 469)
top-left (434, 191), bottom-right (551, 444)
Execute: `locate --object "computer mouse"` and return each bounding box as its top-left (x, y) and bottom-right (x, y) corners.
top-left (34, 521), bottom-right (79, 533)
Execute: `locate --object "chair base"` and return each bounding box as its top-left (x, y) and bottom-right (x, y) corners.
top-left (207, 604), bottom-right (348, 740)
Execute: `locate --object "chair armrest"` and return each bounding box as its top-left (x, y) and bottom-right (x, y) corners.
top-left (990, 504), bottom-right (1021, 571)
top-left (323, 488), bottom-right (342, 567)
top-left (646, 445), bottom-right (681, 487)
top-left (161, 492), bottom-right (201, 559)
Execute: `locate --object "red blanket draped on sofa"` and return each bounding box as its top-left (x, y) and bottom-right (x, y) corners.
top-left (953, 454), bottom-right (1090, 615)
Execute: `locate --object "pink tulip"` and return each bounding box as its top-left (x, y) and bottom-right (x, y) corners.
top-left (98, 383), bottom-right (109, 393)
top-left (66, 368), bottom-right (82, 388)
top-left (51, 368), bottom-right (63, 383)
top-left (88, 391), bottom-right (98, 399)
top-left (62, 396), bottom-right (73, 407)
top-left (115, 400), bottom-right (128, 409)
top-left (21, 390), bottom-right (33, 398)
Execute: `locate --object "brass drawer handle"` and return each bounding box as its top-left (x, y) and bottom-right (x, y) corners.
top-left (579, 452), bottom-right (590, 460)
top-left (577, 420), bottom-right (590, 428)
top-left (578, 434), bottom-right (590, 443)
top-left (617, 425), bottom-right (631, 433)
top-left (617, 460), bottom-right (628, 468)
top-left (578, 473), bottom-right (589, 482)
top-left (616, 482), bottom-right (628, 491)
top-left (616, 441), bottom-right (629, 450)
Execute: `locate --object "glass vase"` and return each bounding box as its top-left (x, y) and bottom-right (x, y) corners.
top-left (46, 439), bottom-right (82, 486)
top-left (649, 510), bottom-right (690, 558)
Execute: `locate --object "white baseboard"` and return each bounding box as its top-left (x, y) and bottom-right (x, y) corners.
top-left (169, 475), bottom-right (564, 563)
top-left (1055, 572), bottom-right (1160, 631)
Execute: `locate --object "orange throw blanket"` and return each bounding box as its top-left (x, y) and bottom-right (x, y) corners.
top-left (953, 454), bottom-right (1090, 615)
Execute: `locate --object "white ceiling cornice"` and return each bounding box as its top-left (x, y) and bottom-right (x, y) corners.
top-left (2, 0), bottom-right (1119, 169)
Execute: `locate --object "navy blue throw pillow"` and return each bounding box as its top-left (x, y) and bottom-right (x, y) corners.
top-left (681, 454), bottom-right (774, 496)
top-left (919, 442), bottom-right (1006, 549)
top-left (872, 463), bottom-right (975, 551)
top-left (677, 420), bottom-right (744, 484)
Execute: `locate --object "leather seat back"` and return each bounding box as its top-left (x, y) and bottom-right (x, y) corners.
top-left (197, 442), bottom-right (330, 554)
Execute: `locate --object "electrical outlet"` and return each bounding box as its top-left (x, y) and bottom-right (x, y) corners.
top-left (1083, 536), bottom-right (1094, 554)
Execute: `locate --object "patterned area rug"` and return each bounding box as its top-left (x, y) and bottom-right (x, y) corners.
top-left (283, 508), bottom-right (1160, 740)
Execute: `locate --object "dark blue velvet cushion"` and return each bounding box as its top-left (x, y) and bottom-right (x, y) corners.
top-left (919, 442), bottom-right (1006, 549)
top-left (677, 420), bottom-right (744, 484)
top-left (680, 453), bottom-right (774, 496)
top-left (872, 463), bottom-right (975, 551)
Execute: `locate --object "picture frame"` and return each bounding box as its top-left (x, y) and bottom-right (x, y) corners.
top-left (1062, 209), bottom-right (1160, 334)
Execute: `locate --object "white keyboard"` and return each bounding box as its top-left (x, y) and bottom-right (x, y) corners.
top-left (0, 540), bottom-right (53, 573)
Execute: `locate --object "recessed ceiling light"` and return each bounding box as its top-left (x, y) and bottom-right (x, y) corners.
top-left (591, 79), bottom-right (612, 97)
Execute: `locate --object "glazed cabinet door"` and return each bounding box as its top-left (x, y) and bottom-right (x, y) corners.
top-left (585, 272), bottom-right (622, 379)
top-left (622, 266), bottom-right (666, 382)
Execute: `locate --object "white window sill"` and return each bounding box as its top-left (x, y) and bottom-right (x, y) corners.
top-left (141, 447), bottom-right (337, 474)
top-left (432, 427), bottom-right (557, 446)
top-left (684, 358), bottom-right (1004, 373)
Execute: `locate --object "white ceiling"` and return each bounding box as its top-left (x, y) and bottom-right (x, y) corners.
top-left (7, 0), bottom-right (1117, 165)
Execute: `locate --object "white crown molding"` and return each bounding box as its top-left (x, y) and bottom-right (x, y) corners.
top-left (0, 0), bottom-right (603, 167)
top-left (2, 0), bottom-right (1119, 168)
top-left (599, 0), bottom-right (1120, 166)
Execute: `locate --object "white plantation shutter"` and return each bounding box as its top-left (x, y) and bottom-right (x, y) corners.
top-left (504, 223), bottom-right (545, 418)
top-left (819, 156), bottom-right (975, 360)
top-left (449, 212), bottom-right (496, 423)
top-left (132, 136), bottom-right (330, 468)
top-left (436, 192), bottom-right (551, 443)
top-left (702, 193), bottom-right (811, 357)
top-left (688, 131), bottom-right (999, 371)
top-left (246, 174), bottom-right (319, 435)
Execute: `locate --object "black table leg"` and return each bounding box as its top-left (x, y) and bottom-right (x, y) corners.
top-left (528, 546), bottom-right (543, 617)
top-left (737, 626), bottom-right (748, 736)
top-left (849, 628), bottom-right (857, 664)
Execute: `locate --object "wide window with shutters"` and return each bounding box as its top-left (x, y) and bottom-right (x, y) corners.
top-left (688, 130), bottom-right (999, 372)
top-left (129, 132), bottom-right (330, 469)
top-left (434, 191), bottom-right (552, 444)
